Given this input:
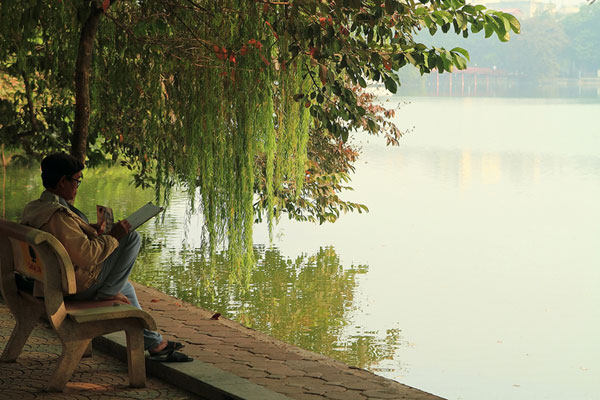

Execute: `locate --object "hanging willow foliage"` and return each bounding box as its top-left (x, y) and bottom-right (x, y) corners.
top-left (91, 1), bottom-right (314, 269)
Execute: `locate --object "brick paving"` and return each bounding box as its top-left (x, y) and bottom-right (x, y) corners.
top-left (0, 300), bottom-right (198, 399)
top-left (135, 283), bottom-right (445, 400)
top-left (0, 283), bottom-right (446, 400)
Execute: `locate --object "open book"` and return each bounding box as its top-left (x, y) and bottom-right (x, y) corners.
top-left (96, 202), bottom-right (163, 232)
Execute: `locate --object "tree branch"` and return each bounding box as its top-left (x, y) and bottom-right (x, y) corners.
top-left (21, 72), bottom-right (41, 134)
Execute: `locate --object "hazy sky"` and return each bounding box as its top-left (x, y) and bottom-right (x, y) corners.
top-left (474, 0), bottom-right (588, 9)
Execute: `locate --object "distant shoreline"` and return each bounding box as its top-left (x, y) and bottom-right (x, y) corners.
top-left (367, 76), bottom-right (600, 98)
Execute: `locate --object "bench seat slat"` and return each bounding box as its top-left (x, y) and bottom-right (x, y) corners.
top-left (66, 304), bottom-right (156, 329)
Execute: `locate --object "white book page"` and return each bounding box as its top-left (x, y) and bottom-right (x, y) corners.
top-left (125, 202), bottom-right (163, 230)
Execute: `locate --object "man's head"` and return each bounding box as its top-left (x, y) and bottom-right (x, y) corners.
top-left (41, 153), bottom-right (84, 201)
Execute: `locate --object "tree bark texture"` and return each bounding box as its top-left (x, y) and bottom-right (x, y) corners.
top-left (72, 5), bottom-right (104, 165)
top-left (22, 72), bottom-right (41, 134)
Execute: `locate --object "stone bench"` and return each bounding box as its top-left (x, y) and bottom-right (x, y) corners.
top-left (0, 218), bottom-right (156, 391)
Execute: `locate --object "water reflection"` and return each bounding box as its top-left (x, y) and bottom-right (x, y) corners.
top-left (399, 148), bottom-right (585, 189)
top-left (132, 244), bottom-right (402, 369)
top-left (1, 163), bottom-right (43, 220)
top-left (2, 163), bottom-right (403, 371)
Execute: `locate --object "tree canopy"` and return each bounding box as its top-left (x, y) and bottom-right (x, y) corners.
top-left (0, 0), bottom-right (518, 265)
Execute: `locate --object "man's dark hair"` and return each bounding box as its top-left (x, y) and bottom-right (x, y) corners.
top-left (41, 153), bottom-right (84, 189)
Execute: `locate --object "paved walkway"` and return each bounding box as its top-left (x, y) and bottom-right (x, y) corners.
top-left (1, 283), bottom-right (446, 400)
top-left (0, 300), bottom-right (197, 399)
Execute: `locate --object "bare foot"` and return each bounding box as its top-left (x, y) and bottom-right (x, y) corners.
top-left (148, 340), bottom-right (168, 354)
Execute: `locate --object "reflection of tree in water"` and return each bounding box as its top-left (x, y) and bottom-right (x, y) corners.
top-left (132, 244), bottom-right (403, 370)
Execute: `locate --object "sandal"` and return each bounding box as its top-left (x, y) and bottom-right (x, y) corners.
top-left (149, 349), bottom-right (193, 363)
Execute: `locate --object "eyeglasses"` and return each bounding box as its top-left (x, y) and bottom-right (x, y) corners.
top-left (68, 175), bottom-right (83, 187)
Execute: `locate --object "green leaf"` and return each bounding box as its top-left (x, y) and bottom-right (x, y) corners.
top-left (414, 7), bottom-right (428, 16)
top-left (436, 56), bottom-right (445, 72)
top-left (452, 52), bottom-right (467, 70)
top-left (432, 11), bottom-right (450, 25)
top-left (455, 13), bottom-right (465, 30)
top-left (423, 52), bottom-right (430, 69)
top-left (341, 128), bottom-right (349, 142)
top-left (493, 15), bottom-right (509, 36)
top-left (484, 20), bottom-right (494, 38)
top-left (504, 13), bottom-right (521, 33)
top-left (371, 51), bottom-right (381, 64)
top-left (450, 47), bottom-right (470, 61)
top-left (384, 75), bottom-right (397, 93)
top-left (423, 15), bottom-right (435, 29)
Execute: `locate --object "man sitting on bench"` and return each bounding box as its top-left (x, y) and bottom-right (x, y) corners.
top-left (21, 152), bottom-right (192, 363)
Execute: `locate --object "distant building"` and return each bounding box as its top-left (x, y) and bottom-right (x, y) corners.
top-left (470, 0), bottom-right (584, 18)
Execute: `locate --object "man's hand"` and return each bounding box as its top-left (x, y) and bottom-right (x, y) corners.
top-left (90, 220), bottom-right (106, 235)
top-left (109, 220), bottom-right (131, 240)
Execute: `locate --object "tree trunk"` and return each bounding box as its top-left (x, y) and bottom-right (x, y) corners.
top-left (1, 143), bottom-right (6, 218)
top-left (72, 4), bottom-right (105, 165)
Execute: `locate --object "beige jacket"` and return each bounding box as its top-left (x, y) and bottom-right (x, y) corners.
top-left (21, 191), bottom-right (119, 292)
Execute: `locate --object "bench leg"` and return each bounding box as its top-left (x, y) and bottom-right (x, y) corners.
top-left (125, 329), bottom-right (146, 388)
top-left (0, 312), bottom-right (42, 362)
top-left (46, 339), bottom-right (91, 392)
top-left (82, 341), bottom-right (93, 358)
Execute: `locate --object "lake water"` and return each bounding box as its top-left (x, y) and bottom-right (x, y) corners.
top-left (2, 95), bottom-right (599, 400)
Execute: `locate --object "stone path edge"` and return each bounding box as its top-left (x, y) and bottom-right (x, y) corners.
top-left (93, 332), bottom-right (293, 400)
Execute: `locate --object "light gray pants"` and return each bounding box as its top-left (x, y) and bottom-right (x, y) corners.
top-left (73, 231), bottom-right (163, 350)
